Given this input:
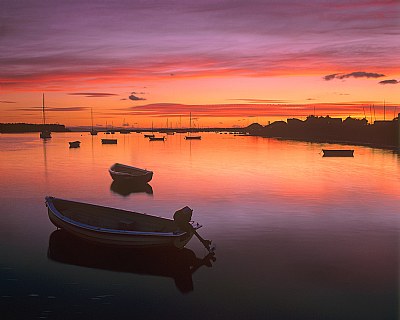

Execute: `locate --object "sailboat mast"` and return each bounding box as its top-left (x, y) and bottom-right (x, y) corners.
top-left (42, 93), bottom-right (46, 125)
top-left (189, 112), bottom-right (192, 130)
top-left (91, 108), bottom-right (94, 130)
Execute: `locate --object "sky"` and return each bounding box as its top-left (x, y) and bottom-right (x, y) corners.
top-left (1, 0), bottom-right (399, 128)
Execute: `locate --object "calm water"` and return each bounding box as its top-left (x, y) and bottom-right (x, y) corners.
top-left (0, 132), bottom-right (399, 319)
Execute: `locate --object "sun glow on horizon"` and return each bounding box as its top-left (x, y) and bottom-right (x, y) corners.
top-left (1, 1), bottom-right (399, 127)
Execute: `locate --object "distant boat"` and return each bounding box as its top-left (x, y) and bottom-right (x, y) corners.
top-left (185, 112), bottom-right (201, 140)
top-left (144, 122), bottom-right (155, 138)
top-left (149, 136), bottom-right (165, 141)
top-left (69, 141), bottom-right (81, 148)
top-left (40, 93), bottom-right (52, 139)
top-left (185, 135), bottom-right (201, 140)
top-left (90, 108), bottom-right (98, 135)
top-left (45, 196), bottom-right (204, 249)
top-left (109, 163), bottom-right (153, 184)
top-left (322, 149), bottom-right (354, 157)
top-left (101, 138), bottom-right (117, 144)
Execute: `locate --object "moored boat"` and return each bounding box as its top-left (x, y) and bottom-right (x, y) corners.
top-left (90, 108), bottom-right (98, 135)
top-left (69, 141), bottom-right (81, 148)
top-left (185, 135), bottom-right (201, 140)
top-left (109, 163), bottom-right (153, 184)
top-left (149, 136), bottom-right (165, 141)
top-left (322, 149), bottom-right (354, 157)
top-left (185, 112), bottom-right (201, 140)
top-left (45, 196), bottom-right (205, 249)
top-left (101, 138), bottom-right (117, 144)
top-left (40, 93), bottom-right (52, 139)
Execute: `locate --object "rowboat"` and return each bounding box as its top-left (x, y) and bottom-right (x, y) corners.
top-left (144, 133), bottom-right (155, 138)
top-left (185, 136), bottom-right (201, 140)
top-left (45, 196), bottom-right (205, 249)
top-left (101, 138), bottom-right (117, 144)
top-left (69, 141), bottom-right (81, 148)
top-left (149, 136), bottom-right (165, 141)
top-left (322, 149), bottom-right (354, 157)
top-left (108, 163), bottom-right (153, 184)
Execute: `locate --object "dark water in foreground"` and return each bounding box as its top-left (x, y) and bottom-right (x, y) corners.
top-left (0, 132), bottom-right (399, 319)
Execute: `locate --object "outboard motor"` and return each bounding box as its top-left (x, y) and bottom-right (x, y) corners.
top-left (173, 206), bottom-right (193, 231)
top-left (173, 206), bottom-right (213, 252)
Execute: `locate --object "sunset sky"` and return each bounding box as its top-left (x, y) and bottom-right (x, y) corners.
top-left (1, 0), bottom-right (399, 128)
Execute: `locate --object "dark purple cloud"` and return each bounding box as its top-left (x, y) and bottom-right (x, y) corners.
top-left (324, 71), bottom-right (385, 81)
top-left (379, 79), bottom-right (399, 85)
top-left (129, 94), bottom-right (146, 101)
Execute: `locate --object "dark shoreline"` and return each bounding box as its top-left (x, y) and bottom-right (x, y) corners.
top-left (0, 123), bottom-right (69, 133)
top-left (245, 115), bottom-right (400, 151)
top-left (1, 117), bottom-right (399, 152)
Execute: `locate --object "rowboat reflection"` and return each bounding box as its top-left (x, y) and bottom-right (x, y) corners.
top-left (110, 181), bottom-right (153, 196)
top-left (47, 230), bottom-right (216, 293)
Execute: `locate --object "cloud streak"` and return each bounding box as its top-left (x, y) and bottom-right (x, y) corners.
top-left (379, 79), bottom-right (399, 85)
top-left (324, 71), bottom-right (385, 81)
top-left (68, 93), bottom-right (118, 98)
top-left (17, 106), bottom-right (88, 112)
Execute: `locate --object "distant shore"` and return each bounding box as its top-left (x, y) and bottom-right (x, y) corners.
top-left (1, 117), bottom-right (399, 150)
top-left (245, 115), bottom-right (400, 150)
top-left (0, 123), bottom-right (70, 133)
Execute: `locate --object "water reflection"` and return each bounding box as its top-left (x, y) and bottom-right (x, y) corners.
top-left (110, 181), bottom-right (153, 196)
top-left (47, 230), bottom-right (216, 293)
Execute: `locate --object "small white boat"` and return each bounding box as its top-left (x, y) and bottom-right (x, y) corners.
top-left (109, 163), bottom-right (153, 184)
top-left (69, 141), bottom-right (81, 148)
top-left (45, 196), bottom-right (206, 249)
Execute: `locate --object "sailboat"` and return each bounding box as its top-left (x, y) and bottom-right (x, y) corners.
top-left (144, 122), bottom-right (155, 138)
top-left (40, 93), bottom-right (51, 139)
top-left (90, 108), bottom-right (98, 135)
top-left (185, 112), bottom-right (201, 140)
